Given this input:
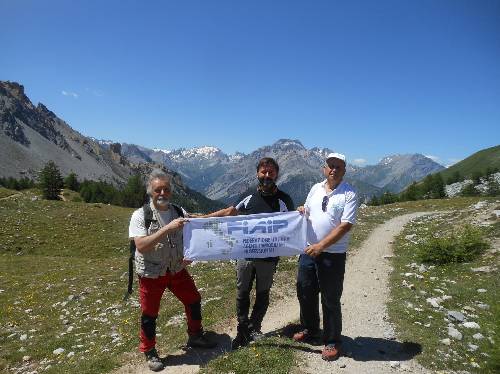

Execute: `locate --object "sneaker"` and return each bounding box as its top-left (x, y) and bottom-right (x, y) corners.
top-left (144, 348), bottom-right (164, 372)
top-left (231, 331), bottom-right (251, 350)
top-left (322, 344), bottom-right (341, 361)
top-left (187, 331), bottom-right (217, 349)
top-left (292, 329), bottom-right (320, 343)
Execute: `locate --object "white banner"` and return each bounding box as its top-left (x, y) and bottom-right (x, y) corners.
top-left (183, 211), bottom-right (307, 261)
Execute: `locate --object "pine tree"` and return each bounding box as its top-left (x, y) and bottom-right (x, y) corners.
top-left (38, 161), bottom-right (64, 200)
top-left (121, 175), bottom-right (147, 208)
top-left (64, 172), bottom-right (79, 191)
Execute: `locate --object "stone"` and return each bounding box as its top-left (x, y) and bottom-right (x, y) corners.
top-left (468, 344), bottom-right (478, 352)
top-left (473, 333), bottom-right (484, 340)
top-left (447, 311), bottom-right (465, 322)
top-left (53, 348), bottom-right (65, 355)
top-left (477, 303), bottom-right (490, 310)
top-left (471, 266), bottom-right (495, 273)
top-left (20, 334), bottom-right (27, 341)
top-left (462, 322), bottom-right (480, 329)
top-left (440, 338), bottom-right (451, 345)
top-left (426, 297), bottom-right (442, 308)
top-left (390, 361), bottom-right (401, 368)
top-left (448, 327), bottom-right (462, 340)
top-left (477, 289), bottom-right (487, 293)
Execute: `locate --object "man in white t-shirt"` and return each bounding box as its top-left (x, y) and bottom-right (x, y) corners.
top-left (293, 152), bottom-right (358, 362)
top-left (129, 169), bottom-right (215, 372)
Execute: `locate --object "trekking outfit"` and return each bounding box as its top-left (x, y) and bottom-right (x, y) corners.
top-left (295, 180), bottom-right (357, 359)
top-left (232, 188), bottom-right (294, 347)
top-left (128, 201), bottom-right (214, 366)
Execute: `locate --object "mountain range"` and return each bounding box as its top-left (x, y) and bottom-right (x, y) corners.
top-left (115, 140), bottom-right (444, 205)
top-left (0, 81), bottom-right (222, 212)
top-left (1, 80), bottom-right (445, 206)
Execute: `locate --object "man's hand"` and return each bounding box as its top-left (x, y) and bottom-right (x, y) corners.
top-left (164, 217), bottom-right (188, 232)
top-left (305, 243), bottom-right (323, 257)
top-left (297, 206), bottom-right (305, 214)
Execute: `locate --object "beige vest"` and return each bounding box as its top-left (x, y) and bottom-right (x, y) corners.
top-left (134, 202), bottom-right (184, 277)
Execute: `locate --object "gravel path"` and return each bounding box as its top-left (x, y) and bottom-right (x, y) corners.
top-left (296, 212), bottom-right (431, 374)
top-left (115, 212), bottom-right (431, 374)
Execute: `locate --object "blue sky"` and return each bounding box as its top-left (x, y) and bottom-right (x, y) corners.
top-left (1, 0), bottom-right (499, 167)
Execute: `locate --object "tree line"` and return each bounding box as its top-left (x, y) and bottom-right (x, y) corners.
top-left (1, 160), bottom-right (147, 208)
top-left (369, 167), bottom-right (500, 206)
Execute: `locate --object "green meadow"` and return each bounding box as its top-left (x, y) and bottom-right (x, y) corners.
top-left (1, 190), bottom-right (498, 373)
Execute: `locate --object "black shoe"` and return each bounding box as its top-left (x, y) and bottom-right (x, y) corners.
top-left (231, 331), bottom-right (251, 350)
top-left (144, 348), bottom-right (164, 372)
top-left (187, 331), bottom-right (217, 349)
top-left (250, 329), bottom-right (265, 342)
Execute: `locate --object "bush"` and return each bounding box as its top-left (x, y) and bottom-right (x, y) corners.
top-left (71, 195), bottom-right (83, 202)
top-left (417, 224), bottom-right (489, 265)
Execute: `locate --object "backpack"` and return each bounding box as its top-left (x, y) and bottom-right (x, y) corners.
top-left (123, 203), bottom-right (184, 300)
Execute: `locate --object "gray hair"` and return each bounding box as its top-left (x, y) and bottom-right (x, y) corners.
top-left (146, 169), bottom-right (171, 196)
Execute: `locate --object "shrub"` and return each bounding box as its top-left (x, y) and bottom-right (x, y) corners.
top-left (417, 224), bottom-right (489, 265)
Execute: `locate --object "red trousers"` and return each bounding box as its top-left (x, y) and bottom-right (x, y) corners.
top-left (138, 269), bottom-right (202, 352)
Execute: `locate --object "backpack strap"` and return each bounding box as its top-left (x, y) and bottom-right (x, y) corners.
top-left (124, 204), bottom-right (155, 301)
top-left (171, 203), bottom-right (184, 218)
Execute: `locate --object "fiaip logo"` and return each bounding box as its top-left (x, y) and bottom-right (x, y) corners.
top-left (227, 219), bottom-right (288, 235)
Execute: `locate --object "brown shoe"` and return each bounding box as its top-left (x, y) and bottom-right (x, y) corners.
top-left (322, 344), bottom-right (341, 361)
top-left (292, 329), bottom-right (320, 343)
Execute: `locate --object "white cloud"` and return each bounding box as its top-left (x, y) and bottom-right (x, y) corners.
top-left (352, 158), bottom-right (367, 166)
top-left (61, 90), bottom-right (78, 98)
top-left (425, 155), bottom-right (440, 163)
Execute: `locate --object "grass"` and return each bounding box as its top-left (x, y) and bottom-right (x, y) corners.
top-left (0, 192), bottom-right (238, 373)
top-left (201, 337), bottom-right (300, 374)
top-left (1, 192), bottom-right (496, 373)
top-left (0, 187), bottom-right (19, 199)
top-left (388, 202), bottom-right (499, 373)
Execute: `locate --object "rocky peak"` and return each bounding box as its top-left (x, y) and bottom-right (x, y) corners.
top-left (36, 103), bottom-right (57, 119)
top-left (109, 142), bottom-right (122, 156)
top-left (0, 81), bottom-right (27, 101)
top-left (273, 139), bottom-right (305, 150)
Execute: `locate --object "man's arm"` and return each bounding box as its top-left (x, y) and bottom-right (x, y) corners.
top-left (304, 222), bottom-right (353, 257)
top-left (134, 218), bottom-right (186, 253)
top-left (192, 206), bottom-right (238, 218)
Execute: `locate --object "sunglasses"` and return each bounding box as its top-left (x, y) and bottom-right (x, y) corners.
top-left (322, 196), bottom-right (329, 212)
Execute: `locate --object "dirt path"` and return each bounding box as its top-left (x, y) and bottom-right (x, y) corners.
top-left (115, 212), bottom-right (430, 374)
top-left (296, 212), bottom-right (431, 374)
top-left (0, 192), bottom-right (22, 200)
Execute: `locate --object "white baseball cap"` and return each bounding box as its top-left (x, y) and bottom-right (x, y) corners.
top-left (325, 152), bottom-right (346, 165)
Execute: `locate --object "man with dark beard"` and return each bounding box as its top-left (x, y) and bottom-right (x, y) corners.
top-left (129, 169), bottom-right (215, 372)
top-left (207, 157), bottom-right (294, 349)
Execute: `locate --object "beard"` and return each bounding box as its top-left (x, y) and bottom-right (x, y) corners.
top-left (258, 177), bottom-right (275, 188)
top-left (156, 196), bottom-right (170, 207)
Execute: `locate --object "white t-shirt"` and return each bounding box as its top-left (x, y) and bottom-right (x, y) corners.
top-left (128, 204), bottom-right (188, 277)
top-left (304, 180), bottom-right (357, 253)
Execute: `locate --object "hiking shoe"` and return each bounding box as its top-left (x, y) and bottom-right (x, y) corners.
top-left (250, 329), bottom-right (265, 342)
top-left (322, 344), bottom-right (341, 361)
top-left (187, 331), bottom-right (217, 349)
top-left (231, 331), bottom-right (251, 350)
top-left (144, 348), bottom-right (164, 372)
top-left (292, 329), bottom-right (320, 343)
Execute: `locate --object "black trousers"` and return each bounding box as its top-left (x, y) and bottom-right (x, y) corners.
top-left (296, 252), bottom-right (346, 345)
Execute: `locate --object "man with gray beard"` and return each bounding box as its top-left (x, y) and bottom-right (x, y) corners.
top-left (129, 169), bottom-right (215, 372)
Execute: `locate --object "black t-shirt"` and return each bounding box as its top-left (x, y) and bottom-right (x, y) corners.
top-left (235, 188), bottom-right (294, 261)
